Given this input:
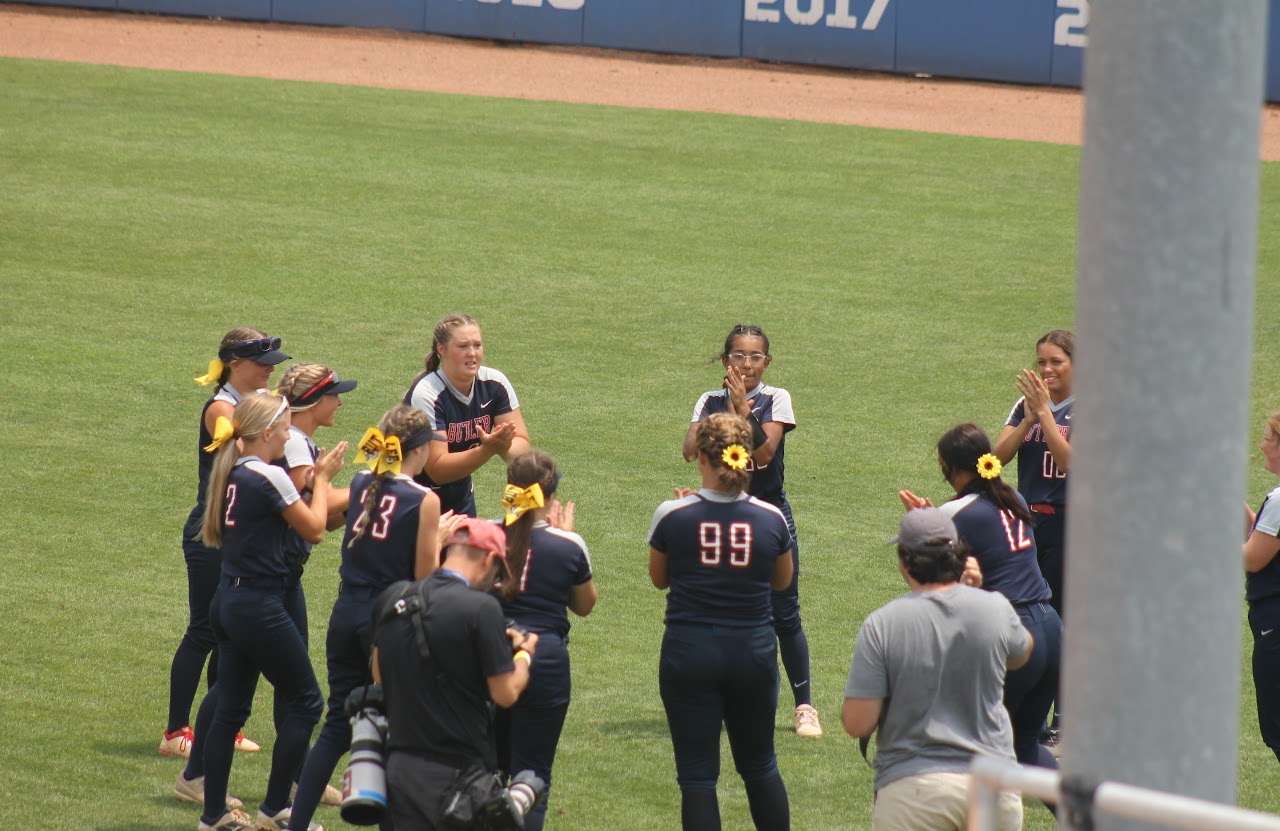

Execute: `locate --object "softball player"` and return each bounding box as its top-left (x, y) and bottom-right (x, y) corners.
top-left (901, 423), bottom-right (1062, 772)
top-left (681, 325), bottom-right (820, 738)
top-left (1244, 412), bottom-right (1280, 764)
top-left (180, 391), bottom-right (347, 831)
top-left (993, 329), bottom-right (1074, 618)
top-left (287, 405), bottom-right (449, 831)
top-left (493, 450), bottom-right (597, 831)
top-left (404, 313), bottom-right (530, 517)
top-left (654, 412), bottom-right (794, 831)
top-left (163, 328), bottom-right (287, 759)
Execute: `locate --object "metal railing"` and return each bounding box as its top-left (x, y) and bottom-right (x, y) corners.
top-left (967, 755), bottom-right (1280, 831)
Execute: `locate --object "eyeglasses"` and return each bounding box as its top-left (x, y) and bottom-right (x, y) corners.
top-left (727, 352), bottom-right (769, 365)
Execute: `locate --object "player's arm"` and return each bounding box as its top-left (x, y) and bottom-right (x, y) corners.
top-left (494, 409), bottom-right (531, 461)
top-left (203, 399), bottom-right (235, 438)
top-left (413, 492), bottom-right (444, 580)
top-left (649, 547), bottom-right (670, 589)
top-left (424, 428), bottom-right (507, 485)
top-left (994, 421), bottom-right (1031, 465)
top-left (1245, 530), bottom-right (1280, 573)
top-left (841, 697), bottom-right (883, 739)
top-left (682, 422), bottom-right (700, 462)
top-left (751, 421), bottom-right (786, 467)
top-left (370, 646), bottom-right (381, 684)
top-left (569, 580), bottom-right (597, 617)
top-left (282, 442), bottom-right (348, 543)
top-left (1007, 633), bottom-right (1034, 670)
top-left (771, 547), bottom-right (795, 590)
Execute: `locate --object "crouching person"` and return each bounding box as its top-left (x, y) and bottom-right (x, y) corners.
top-left (842, 508), bottom-right (1032, 831)
top-left (372, 518), bottom-right (540, 830)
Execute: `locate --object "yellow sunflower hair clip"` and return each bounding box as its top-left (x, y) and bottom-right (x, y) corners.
top-left (722, 444), bottom-right (750, 471)
top-left (977, 453), bottom-right (1002, 480)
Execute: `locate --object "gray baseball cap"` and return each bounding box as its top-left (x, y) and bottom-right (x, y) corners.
top-left (887, 507), bottom-right (958, 548)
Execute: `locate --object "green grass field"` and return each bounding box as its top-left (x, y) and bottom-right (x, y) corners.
top-left (3, 54), bottom-right (1280, 830)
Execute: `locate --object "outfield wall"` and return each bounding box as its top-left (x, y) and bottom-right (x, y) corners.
top-left (21, 0), bottom-right (1280, 103)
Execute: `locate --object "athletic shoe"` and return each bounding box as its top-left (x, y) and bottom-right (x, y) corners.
top-left (1043, 729), bottom-right (1063, 759)
top-left (175, 771), bottom-right (245, 810)
top-left (794, 704), bottom-right (824, 738)
top-left (234, 732), bottom-right (261, 753)
top-left (198, 809), bottom-right (255, 831)
top-left (159, 726), bottom-right (194, 759)
top-left (254, 807), bottom-right (323, 831)
top-left (289, 782), bottom-right (344, 808)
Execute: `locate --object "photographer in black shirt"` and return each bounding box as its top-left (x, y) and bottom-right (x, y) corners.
top-left (372, 518), bottom-right (539, 830)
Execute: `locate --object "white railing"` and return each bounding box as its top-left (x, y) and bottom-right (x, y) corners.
top-left (967, 754), bottom-right (1280, 831)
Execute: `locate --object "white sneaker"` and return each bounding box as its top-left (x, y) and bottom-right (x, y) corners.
top-left (198, 809), bottom-right (255, 831)
top-left (234, 731), bottom-right (261, 753)
top-left (175, 771), bottom-right (244, 809)
top-left (320, 784), bottom-right (343, 808)
top-left (159, 726), bottom-right (194, 759)
top-left (794, 704), bottom-right (824, 738)
top-left (255, 807), bottom-right (323, 831)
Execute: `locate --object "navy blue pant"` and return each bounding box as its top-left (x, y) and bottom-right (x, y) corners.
top-left (770, 498), bottom-right (811, 709)
top-left (1005, 602), bottom-right (1062, 769)
top-left (193, 577), bottom-right (323, 826)
top-left (289, 585), bottom-right (390, 831)
top-left (659, 623), bottom-right (790, 831)
top-left (1031, 509), bottom-right (1067, 619)
top-left (1250, 599), bottom-right (1280, 763)
top-left (168, 542), bottom-right (221, 733)
top-left (494, 632), bottom-right (570, 831)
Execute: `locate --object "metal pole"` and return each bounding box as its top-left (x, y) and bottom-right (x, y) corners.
top-left (1065, 1), bottom-right (1266, 829)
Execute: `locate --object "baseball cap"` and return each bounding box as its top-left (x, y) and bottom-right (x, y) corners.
top-left (446, 518), bottom-right (508, 560)
top-left (887, 507), bottom-right (958, 549)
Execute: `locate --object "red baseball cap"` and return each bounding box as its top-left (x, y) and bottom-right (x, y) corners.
top-left (446, 518), bottom-right (508, 563)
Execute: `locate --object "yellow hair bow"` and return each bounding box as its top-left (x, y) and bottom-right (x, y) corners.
top-left (204, 416), bottom-right (234, 453)
top-left (502, 482), bottom-right (545, 526)
top-left (356, 427), bottom-right (403, 476)
top-left (195, 358), bottom-right (225, 387)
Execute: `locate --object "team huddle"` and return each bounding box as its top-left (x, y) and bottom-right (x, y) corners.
top-left (158, 316), bottom-right (1084, 831)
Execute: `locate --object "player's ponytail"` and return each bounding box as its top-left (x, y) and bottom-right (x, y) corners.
top-left (500, 450), bottom-right (559, 601)
top-left (937, 423), bottom-right (1033, 526)
top-left (349, 406), bottom-right (432, 548)
top-left (200, 391), bottom-right (285, 548)
top-left (696, 412), bottom-right (753, 493)
top-left (424, 313), bottom-right (478, 373)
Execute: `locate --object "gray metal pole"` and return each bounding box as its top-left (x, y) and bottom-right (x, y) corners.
top-left (1064, 2), bottom-right (1266, 829)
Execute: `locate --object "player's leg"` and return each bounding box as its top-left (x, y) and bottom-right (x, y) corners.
top-left (504, 634), bottom-right (570, 831)
top-left (1251, 600), bottom-right (1280, 763)
top-left (771, 521), bottom-right (819, 736)
top-left (723, 626), bottom-right (789, 831)
top-left (660, 623), bottom-right (725, 831)
top-left (1004, 605), bottom-right (1061, 780)
top-left (164, 543), bottom-right (221, 750)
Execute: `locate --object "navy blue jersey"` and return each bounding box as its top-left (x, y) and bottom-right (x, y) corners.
top-left (691, 384), bottom-right (795, 506)
top-left (404, 366), bottom-right (519, 514)
top-left (1249, 486), bottom-right (1280, 603)
top-left (220, 456), bottom-right (301, 579)
top-left (278, 425), bottom-right (319, 572)
top-left (183, 385), bottom-right (242, 544)
top-left (649, 490), bottom-right (791, 627)
top-left (942, 492), bottom-right (1051, 605)
top-left (499, 523), bottom-right (593, 638)
top-left (1005, 395), bottom-right (1073, 507)
top-left (339, 470), bottom-right (436, 591)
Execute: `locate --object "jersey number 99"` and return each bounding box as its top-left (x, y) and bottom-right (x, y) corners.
top-left (699, 522), bottom-right (753, 567)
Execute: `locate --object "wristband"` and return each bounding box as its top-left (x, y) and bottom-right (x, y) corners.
top-left (514, 650), bottom-right (531, 666)
top-left (748, 413), bottom-right (768, 450)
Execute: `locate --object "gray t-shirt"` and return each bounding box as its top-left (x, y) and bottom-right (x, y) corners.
top-left (844, 584), bottom-right (1031, 791)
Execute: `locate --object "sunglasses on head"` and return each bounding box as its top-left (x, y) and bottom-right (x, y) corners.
top-left (235, 337), bottom-right (281, 353)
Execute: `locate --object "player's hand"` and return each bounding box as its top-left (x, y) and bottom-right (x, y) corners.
top-left (673, 487), bottom-right (695, 499)
top-left (436, 510), bottom-right (464, 549)
top-left (725, 367), bottom-right (750, 418)
top-left (1016, 369), bottom-right (1050, 420)
top-left (548, 499), bottom-right (576, 532)
top-left (314, 441), bottom-right (348, 482)
top-left (961, 556), bottom-right (984, 588)
top-left (508, 628), bottom-right (539, 657)
top-left (478, 421), bottom-right (516, 455)
top-left (898, 490), bottom-right (933, 511)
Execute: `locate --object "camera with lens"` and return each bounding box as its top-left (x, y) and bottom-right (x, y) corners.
top-left (443, 768), bottom-right (546, 830)
top-left (340, 684), bottom-right (390, 827)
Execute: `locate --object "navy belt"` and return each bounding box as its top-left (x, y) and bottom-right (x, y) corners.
top-left (223, 575), bottom-right (289, 590)
top-left (1013, 601), bottom-right (1054, 618)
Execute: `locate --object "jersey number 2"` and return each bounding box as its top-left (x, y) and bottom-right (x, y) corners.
top-left (223, 484), bottom-right (238, 526)
top-left (699, 522), bottom-right (752, 567)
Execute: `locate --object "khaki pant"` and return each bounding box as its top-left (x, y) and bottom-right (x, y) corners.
top-left (872, 771), bottom-right (1023, 831)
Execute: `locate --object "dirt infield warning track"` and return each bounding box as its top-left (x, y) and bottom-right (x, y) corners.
top-left (3, 2), bottom-right (1280, 159)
